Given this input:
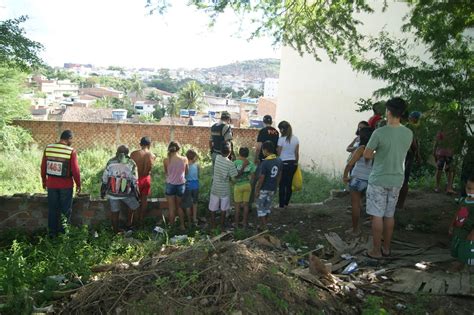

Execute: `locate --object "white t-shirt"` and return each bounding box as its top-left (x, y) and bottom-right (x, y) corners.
top-left (277, 136), bottom-right (299, 161)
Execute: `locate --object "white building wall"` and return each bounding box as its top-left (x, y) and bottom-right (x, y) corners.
top-left (264, 78), bottom-right (279, 99)
top-left (276, 2), bottom-right (413, 174)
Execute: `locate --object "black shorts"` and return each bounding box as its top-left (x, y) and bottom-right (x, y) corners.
top-left (182, 188), bottom-right (199, 208)
top-left (437, 155), bottom-right (453, 171)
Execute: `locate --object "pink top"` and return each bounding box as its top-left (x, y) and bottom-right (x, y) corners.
top-left (435, 131), bottom-right (454, 157)
top-left (166, 156), bottom-right (186, 185)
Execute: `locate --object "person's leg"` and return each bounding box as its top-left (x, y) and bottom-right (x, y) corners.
top-left (279, 163), bottom-right (290, 207)
top-left (234, 202), bottom-right (241, 226)
top-left (166, 195), bottom-right (176, 226)
top-left (192, 203), bottom-right (198, 224)
top-left (176, 196), bottom-right (186, 230)
top-left (111, 211), bottom-right (120, 233)
top-left (285, 162), bottom-right (298, 206)
top-left (366, 184), bottom-right (386, 258)
top-left (242, 202), bottom-right (249, 227)
top-left (370, 216), bottom-right (384, 257)
top-left (435, 157), bottom-right (444, 192)
top-left (396, 183), bottom-right (409, 209)
top-left (123, 196), bottom-right (140, 229)
top-left (446, 169), bottom-right (455, 193)
top-left (138, 194), bottom-right (148, 226)
top-left (383, 217), bottom-right (395, 254)
top-left (209, 194), bottom-right (218, 229)
top-left (47, 188), bottom-right (60, 237)
top-left (351, 191), bottom-right (362, 234)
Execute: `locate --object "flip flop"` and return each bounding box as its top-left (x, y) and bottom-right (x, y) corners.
top-left (364, 251), bottom-right (383, 260)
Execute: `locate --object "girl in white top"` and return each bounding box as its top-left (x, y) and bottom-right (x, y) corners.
top-left (277, 121), bottom-right (299, 208)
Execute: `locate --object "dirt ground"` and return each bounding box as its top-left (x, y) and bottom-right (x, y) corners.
top-left (264, 189), bottom-right (474, 314)
top-left (62, 190), bottom-right (474, 314)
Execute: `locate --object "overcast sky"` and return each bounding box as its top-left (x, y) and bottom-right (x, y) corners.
top-left (1, 0), bottom-right (281, 69)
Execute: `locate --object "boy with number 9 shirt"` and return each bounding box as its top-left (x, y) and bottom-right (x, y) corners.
top-left (255, 141), bottom-right (282, 230)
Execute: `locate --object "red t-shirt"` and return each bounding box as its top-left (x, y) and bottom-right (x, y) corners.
top-left (368, 114), bottom-right (382, 129)
top-left (41, 147), bottom-right (81, 189)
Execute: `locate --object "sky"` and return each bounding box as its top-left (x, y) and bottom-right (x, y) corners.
top-left (0, 0), bottom-right (281, 69)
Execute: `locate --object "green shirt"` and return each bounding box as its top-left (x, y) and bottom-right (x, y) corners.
top-left (233, 159), bottom-right (256, 186)
top-left (367, 124), bottom-right (413, 187)
top-left (453, 198), bottom-right (474, 240)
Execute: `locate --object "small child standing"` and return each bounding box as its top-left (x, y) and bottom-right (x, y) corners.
top-left (209, 142), bottom-right (238, 229)
top-left (233, 147), bottom-right (256, 228)
top-left (163, 141), bottom-right (188, 231)
top-left (449, 175), bottom-right (474, 266)
top-left (182, 149), bottom-right (200, 226)
top-left (343, 127), bottom-right (374, 235)
top-left (255, 141), bottom-right (282, 230)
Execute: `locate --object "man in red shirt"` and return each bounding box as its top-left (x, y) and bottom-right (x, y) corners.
top-left (368, 101), bottom-right (385, 129)
top-left (41, 130), bottom-right (81, 237)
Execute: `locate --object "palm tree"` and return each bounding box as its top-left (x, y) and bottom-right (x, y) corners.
top-left (166, 96), bottom-right (179, 117)
top-left (129, 74), bottom-right (144, 99)
top-left (176, 81), bottom-right (205, 111)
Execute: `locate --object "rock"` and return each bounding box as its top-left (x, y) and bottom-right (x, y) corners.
top-left (309, 254), bottom-right (330, 275)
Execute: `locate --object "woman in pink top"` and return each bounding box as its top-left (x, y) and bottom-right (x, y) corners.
top-left (163, 141), bottom-right (188, 230)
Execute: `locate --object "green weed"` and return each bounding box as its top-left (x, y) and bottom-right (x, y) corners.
top-left (256, 283), bottom-right (289, 312)
top-left (361, 295), bottom-right (388, 315)
top-left (282, 230), bottom-right (304, 249)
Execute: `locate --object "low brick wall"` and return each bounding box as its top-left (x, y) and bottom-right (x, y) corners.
top-left (13, 120), bottom-right (259, 151)
top-left (0, 194), bottom-right (167, 232)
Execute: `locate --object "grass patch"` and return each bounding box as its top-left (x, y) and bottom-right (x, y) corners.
top-left (282, 229), bottom-right (304, 249)
top-left (0, 145), bottom-right (340, 204)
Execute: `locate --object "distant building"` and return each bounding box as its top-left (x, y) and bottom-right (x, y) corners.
top-left (264, 78), bottom-right (279, 99)
top-left (40, 80), bottom-right (79, 99)
top-left (79, 87), bottom-right (124, 99)
top-left (61, 107), bottom-right (115, 122)
top-left (258, 97), bottom-right (277, 120)
top-left (134, 101), bottom-right (155, 115)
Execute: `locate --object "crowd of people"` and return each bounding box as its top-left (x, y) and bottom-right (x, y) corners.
top-left (41, 97), bottom-right (473, 267)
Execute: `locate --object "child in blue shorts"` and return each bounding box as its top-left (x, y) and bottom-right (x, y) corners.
top-left (255, 141), bottom-right (282, 230)
top-left (343, 127), bottom-right (374, 235)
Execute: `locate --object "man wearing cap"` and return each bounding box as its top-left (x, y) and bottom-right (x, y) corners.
top-left (130, 137), bottom-right (156, 226)
top-left (255, 115), bottom-right (279, 166)
top-left (210, 111), bottom-right (234, 165)
top-left (41, 130), bottom-right (81, 237)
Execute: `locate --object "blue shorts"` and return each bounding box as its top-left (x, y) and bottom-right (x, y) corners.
top-left (349, 178), bottom-right (369, 192)
top-left (257, 190), bottom-right (274, 217)
top-left (165, 183), bottom-right (185, 197)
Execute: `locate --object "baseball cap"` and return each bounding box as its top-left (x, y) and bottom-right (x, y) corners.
top-left (263, 115), bottom-right (272, 124)
top-left (221, 111), bottom-right (231, 120)
top-left (409, 111), bottom-right (422, 120)
top-left (140, 136), bottom-right (151, 146)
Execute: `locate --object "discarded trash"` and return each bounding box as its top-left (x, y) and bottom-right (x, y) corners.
top-left (341, 262), bottom-right (358, 275)
top-left (287, 247), bottom-right (297, 255)
top-left (170, 235), bottom-right (188, 244)
top-left (396, 303), bottom-right (407, 310)
top-left (341, 254), bottom-right (354, 260)
top-left (373, 269), bottom-right (387, 276)
top-left (405, 224), bottom-right (415, 231)
top-left (297, 259), bottom-right (309, 267)
top-left (33, 305), bottom-right (54, 313)
top-left (48, 275), bottom-right (66, 283)
top-left (93, 231), bottom-right (99, 238)
top-left (153, 226), bottom-right (165, 234)
top-left (415, 262), bottom-right (428, 270)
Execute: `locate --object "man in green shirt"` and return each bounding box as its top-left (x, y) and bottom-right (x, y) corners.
top-left (363, 97), bottom-right (413, 259)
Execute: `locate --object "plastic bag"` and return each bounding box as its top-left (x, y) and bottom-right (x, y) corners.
top-left (292, 165), bottom-right (303, 192)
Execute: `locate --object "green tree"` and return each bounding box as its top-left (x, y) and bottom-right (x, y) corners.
top-left (0, 16), bottom-right (43, 71)
top-left (166, 96), bottom-right (179, 117)
top-left (146, 90), bottom-right (163, 103)
top-left (129, 74), bottom-right (144, 98)
top-left (0, 66), bottom-right (33, 150)
top-left (176, 80), bottom-right (205, 111)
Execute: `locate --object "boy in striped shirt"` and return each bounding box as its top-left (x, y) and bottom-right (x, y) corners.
top-left (209, 142), bottom-right (238, 229)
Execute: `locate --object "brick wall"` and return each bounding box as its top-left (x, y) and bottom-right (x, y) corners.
top-left (13, 120), bottom-right (259, 151)
top-left (0, 194), bottom-right (167, 232)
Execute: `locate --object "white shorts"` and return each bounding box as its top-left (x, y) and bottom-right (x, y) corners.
top-left (209, 194), bottom-right (231, 212)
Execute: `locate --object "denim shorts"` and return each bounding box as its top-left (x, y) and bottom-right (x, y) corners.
top-left (349, 178), bottom-right (369, 192)
top-left (165, 183), bottom-right (185, 197)
top-left (257, 190), bottom-right (274, 217)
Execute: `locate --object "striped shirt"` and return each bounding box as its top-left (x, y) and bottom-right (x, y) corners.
top-left (211, 154), bottom-right (238, 197)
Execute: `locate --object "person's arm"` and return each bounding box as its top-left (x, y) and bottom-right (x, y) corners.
top-left (295, 143), bottom-right (300, 164)
top-left (184, 158), bottom-right (189, 176)
top-left (255, 142), bottom-right (262, 164)
top-left (255, 174), bottom-right (265, 198)
top-left (41, 152), bottom-right (47, 190)
top-left (209, 140), bottom-right (213, 154)
top-left (343, 147), bottom-right (364, 183)
top-left (346, 137), bottom-right (358, 153)
top-left (363, 131), bottom-right (378, 160)
top-left (71, 150), bottom-right (81, 194)
top-left (363, 147), bottom-right (375, 160)
top-left (163, 158), bottom-right (168, 175)
top-left (277, 146), bottom-right (282, 156)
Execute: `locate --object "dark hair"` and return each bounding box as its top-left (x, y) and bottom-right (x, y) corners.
top-left (60, 130), bottom-right (73, 140)
top-left (372, 101), bottom-right (385, 115)
top-left (239, 147), bottom-right (250, 158)
top-left (278, 121), bottom-right (293, 142)
top-left (116, 145), bottom-right (129, 157)
top-left (355, 121), bottom-right (369, 136)
top-left (221, 111), bottom-right (231, 121)
top-left (359, 127), bottom-right (374, 146)
top-left (466, 174), bottom-right (474, 183)
top-left (140, 136), bottom-right (151, 146)
top-left (168, 141), bottom-right (180, 154)
top-left (221, 142), bottom-right (231, 156)
top-left (186, 149), bottom-right (198, 161)
top-left (263, 115), bottom-right (272, 124)
top-left (261, 141), bottom-right (276, 154)
top-left (386, 97), bottom-right (407, 118)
